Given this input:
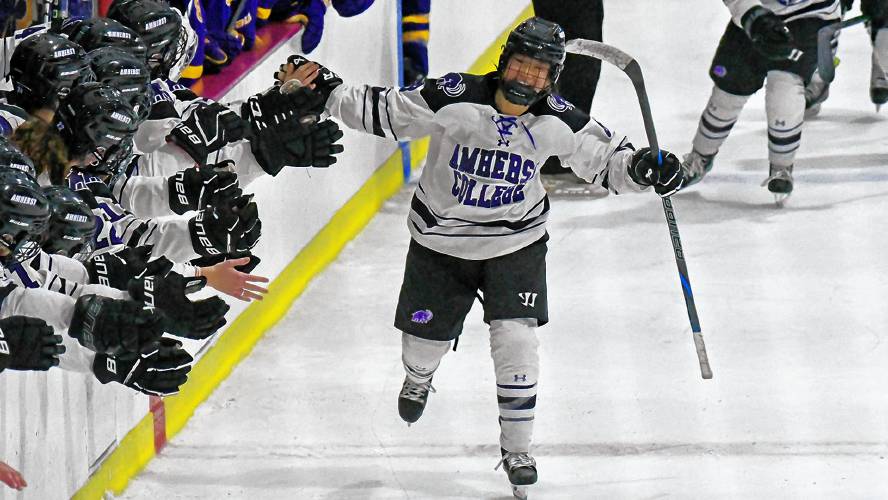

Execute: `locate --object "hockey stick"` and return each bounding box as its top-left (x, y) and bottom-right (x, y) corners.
top-left (565, 38), bottom-right (713, 380)
top-left (818, 15), bottom-right (869, 83)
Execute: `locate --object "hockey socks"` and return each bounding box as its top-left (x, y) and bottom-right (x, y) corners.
top-left (489, 318), bottom-right (539, 453)
top-left (766, 70), bottom-right (805, 169)
top-left (691, 86), bottom-right (749, 157)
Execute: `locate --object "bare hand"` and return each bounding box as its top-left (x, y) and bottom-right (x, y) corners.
top-left (201, 258), bottom-right (270, 302)
top-left (277, 60), bottom-right (320, 89)
top-left (0, 461), bottom-right (26, 490)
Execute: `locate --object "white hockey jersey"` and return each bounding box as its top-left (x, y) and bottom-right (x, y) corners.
top-left (324, 72), bottom-right (642, 260)
top-left (724, 0), bottom-right (841, 26)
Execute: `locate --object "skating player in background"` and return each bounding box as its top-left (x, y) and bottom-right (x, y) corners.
top-left (805, 0), bottom-right (888, 116)
top-left (683, 0), bottom-right (841, 203)
top-left (277, 17), bottom-right (685, 499)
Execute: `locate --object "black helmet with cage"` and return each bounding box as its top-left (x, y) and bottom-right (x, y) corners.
top-left (53, 82), bottom-right (140, 176)
top-left (63, 16), bottom-right (149, 60)
top-left (0, 168), bottom-right (50, 265)
top-left (107, 0), bottom-right (197, 81)
top-left (497, 17), bottom-right (567, 106)
top-left (40, 185), bottom-right (96, 260)
top-left (88, 46), bottom-right (153, 120)
top-left (8, 32), bottom-right (94, 112)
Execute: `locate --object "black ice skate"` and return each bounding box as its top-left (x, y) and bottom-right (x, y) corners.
top-left (398, 376), bottom-right (435, 425)
top-left (762, 164), bottom-right (793, 207)
top-left (871, 51), bottom-right (888, 111)
top-left (495, 448), bottom-right (537, 499)
top-left (681, 149), bottom-right (715, 187)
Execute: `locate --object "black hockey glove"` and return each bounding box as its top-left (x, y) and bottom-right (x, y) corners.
top-left (85, 246), bottom-right (174, 290)
top-left (68, 294), bottom-right (168, 355)
top-left (241, 86), bottom-right (327, 175)
top-left (0, 317), bottom-right (65, 372)
top-left (742, 6), bottom-right (799, 61)
top-left (862, 0), bottom-right (888, 23)
top-left (93, 338), bottom-right (193, 397)
top-left (305, 120), bottom-right (345, 168)
top-left (128, 272), bottom-right (230, 340)
top-left (167, 103), bottom-right (247, 166)
top-left (629, 147), bottom-right (684, 197)
top-left (188, 195), bottom-right (261, 256)
top-left (277, 54), bottom-right (343, 104)
top-left (167, 165), bottom-right (242, 215)
top-left (191, 250), bottom-right (262, 273)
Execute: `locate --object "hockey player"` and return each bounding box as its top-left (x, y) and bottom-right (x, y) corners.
top-left (805, 0), bottom-right (888, 115)
top-left (683, 0), bottom-right (841, 202)
top-left (278, 17), bottom-right (684, 498)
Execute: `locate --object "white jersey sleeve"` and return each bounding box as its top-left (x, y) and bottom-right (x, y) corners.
top-left (324, 82), bottom-right (442, 141)
top-left (69, 171), bottom-right (200, 263)
top-left (110, 164), bottom-right (176, 218)
top-left (560, 120), bottom-right (643, 195)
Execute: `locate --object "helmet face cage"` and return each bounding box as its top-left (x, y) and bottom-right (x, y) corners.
top-left (167, 11), bottom-right (198, 81)
top-left (88, 47), bottom-right (152, 119)
top-left (108, 0), bottom-right (184, 80)
top-left (497, 17), bottom-right (566, 106)
top-left (41, 186), bottom-right (97, 260)
top-left (55, 83), bottom-right (140, 175)
top-left (0, 171), bottom-right (50, 266)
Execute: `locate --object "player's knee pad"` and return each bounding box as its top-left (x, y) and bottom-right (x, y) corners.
top-left (766, 70), bottom-right (805, 165)
top-left (694, 86), bottom-right (750, 149)
top-left (401, 331), bottom-right (450, 382)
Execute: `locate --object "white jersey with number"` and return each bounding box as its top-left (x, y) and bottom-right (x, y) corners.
top-left (724, 0), bottom-right (841, 26)
top-left (324, 72), bottom-right (643, 260)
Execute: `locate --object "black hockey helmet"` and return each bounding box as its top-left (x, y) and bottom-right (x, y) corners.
top-left (54, 82), bottom-right (140, 175)
top-left (40, 185), bottom-right (96, 260)
top-left (497, 17), bottom-right (566, 106)
top-left (108, 0), bottom-right (197, 80)
top-left (8, 32), bottom-right (95, 112)
top-left (0, 168), bottom-right (50, 265)
top-left (88, 46), bottom-right (152, 120)
top-left (64, 17), bottom-right (148, 60)
top-left (0, 135), bottom-right (36, 178)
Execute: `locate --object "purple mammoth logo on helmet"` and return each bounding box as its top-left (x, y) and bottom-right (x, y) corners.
top-left (437, 72), bottom-right (466, 98)
top-left (411, 309), bottom-right (434, 324)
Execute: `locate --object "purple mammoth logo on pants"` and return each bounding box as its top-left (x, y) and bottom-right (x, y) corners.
top-left (411, 309), bottom-right (434, 324)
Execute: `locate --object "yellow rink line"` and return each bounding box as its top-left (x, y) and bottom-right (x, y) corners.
top-left (73, 4), bottom-right (533, 498)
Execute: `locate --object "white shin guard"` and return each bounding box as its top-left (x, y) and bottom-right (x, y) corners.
top-left (401, 332), bottom-right (450, 384)
top-left (489, 318), bottom-right (539, 453)
top-left (765, 70), bottom-right (805, 167)
top-left (692, 86), bottom-right (750, 156)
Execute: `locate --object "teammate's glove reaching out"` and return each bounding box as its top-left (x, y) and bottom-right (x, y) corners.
top-left (189, 195), bottom-right (261, 256)
top-left (85, 246), bottom-right (174, 290)
top-left (276, 55), bottom-right (343, 104)
top-left (0, 317), bottom-right (65, 372)
top-left (127, 272), bottom-right (230, 340)
top-left (92, 338), bottom-right (193, 397)
top-left (742, 6), bottom-right (798, 61)
top-left (629, 147), bottom-right (684, 197)
top-left (167, 103), bottom-right (247, 166)
top-left (168, 165), bottom-right (242, 215)
top-left (68, 295), bottom-right (169, 355)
